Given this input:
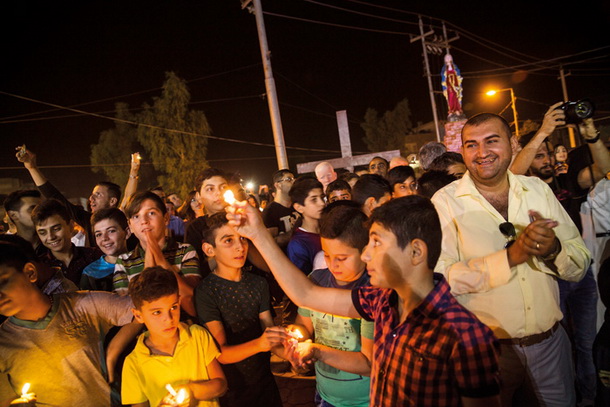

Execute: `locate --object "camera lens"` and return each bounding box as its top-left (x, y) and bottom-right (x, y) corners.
top-left (574, 99), bottom-right (594, 119)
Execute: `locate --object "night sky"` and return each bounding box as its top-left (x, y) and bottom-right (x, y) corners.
top-left (1, 0), bottom-right (609, 198)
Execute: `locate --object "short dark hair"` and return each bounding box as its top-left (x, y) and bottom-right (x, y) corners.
top-left (91, 207), bottom-right (128, 230)
top-left (128, 267), bottom-right (179, 310)
top-left (0, 241), bottom-right (30, 272)
top-left (319, 201), bottom-right (368, 251)
top-left (340, 172), bottom-right (359, 183)
top-left (202, 212), bottom-right (230, 247)
top-left (417, 170), bottom-right (457, 199)
top-left (369, 195), bottom-right (442, 269)
top-left (418, 142), bottom-right (447, 171)
top-left (97, 181), bottom-right (122, 202)
top-left (463, 113), bottom-right (512, 141)
top-left (194, 168), bottom-right (227, 193)
top-left (351, 174), bottom-right (392, 207)
top-left (428, 152), bottom-right (464, 173)
top-left (289, 176), bottom-right (323, 206)
top-left (272, 169), bottom-right (293, 184)
top-left (387, 166), bottom-right (416, 188)
top-left (326, 179), bottom-right (351, 196)
top-left (3, 189), bottom-right (41, 213)
top-left (124, 191), bottom-right (167, 219)
top-left (369, 156), bottom-right (388, 166)
top-left (31, 199), bottom-right (71, 226)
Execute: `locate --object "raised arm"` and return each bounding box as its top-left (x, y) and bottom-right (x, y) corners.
top-left (510, 102), bottom-right (565, 175)
top-left (226, 202), bottom-right (359, 318)
top-left (120, 152), bottom-right (141, 211)
top-left (577, 118), bottom-right (610, 189)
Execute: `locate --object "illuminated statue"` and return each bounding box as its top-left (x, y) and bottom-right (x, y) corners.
top-left (441, 53), bottom-right (465, 120)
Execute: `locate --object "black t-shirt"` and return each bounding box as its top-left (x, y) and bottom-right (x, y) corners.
top-left (261, 201), bottom-right (297, 234)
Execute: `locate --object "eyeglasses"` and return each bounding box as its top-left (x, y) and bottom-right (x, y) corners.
top-left (279, 177), bottom-right (295, 183)
top-left (499, 222), bottom-right (516, 248)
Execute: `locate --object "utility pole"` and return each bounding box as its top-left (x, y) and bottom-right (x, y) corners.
top-left (559, 66), bottom-right (576, 148)
top-left (411, 16), bottom-right (441, 143)
top-left (242, 0), bottom-right (289, 169)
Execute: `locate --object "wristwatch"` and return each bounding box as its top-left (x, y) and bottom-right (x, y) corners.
top-left (540, 240), bottom-right (562, 262)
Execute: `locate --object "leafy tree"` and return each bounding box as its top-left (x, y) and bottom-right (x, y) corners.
top-left (91, 72), bottom-right (210, 197)
top-left (136, 72), bottom-right (210, 198)
top-left (361, 98), bottom-right (413, 153)
top-left (90, 102), bottom-right (140, 186)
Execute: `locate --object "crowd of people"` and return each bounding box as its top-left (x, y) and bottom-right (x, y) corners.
top-left (1, 106), bottom-right (609, 407)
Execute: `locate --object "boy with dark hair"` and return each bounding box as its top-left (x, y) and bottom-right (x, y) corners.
top-left (351, 174), bottom-right (392, 217)
top-left (287, 176), bottom-right (325, 275)
top-left (227, 196), bottom-right (501, 407)
top-left (81, 208), bottom-right (131, 291)
top-left (195, 212), bottom-right (288, 407)
top-left (387, 165), bottom-right (417, 198)
top-left (114, 191), bottom-right (200, 317)
top-left (32, 199), bottom-right (101, 285)
top-left (185, 168), bottom-right (229, 276)
top-left (122, 267), bottom-right (227, 407)
top-left (325, 179), bottom-right (352, 203)
top-left (428, 152), bottom-right (467, 179)
top-left (262, 169), bottom-right (298, 249)
top-left (294, 201), bottom-right (373, 407)
top-left (0, 240), bottom-right (134, 406)
top-left (3, 189), bottom-right (43, 254)
top-left (418, 170), bottom-right (457, 199)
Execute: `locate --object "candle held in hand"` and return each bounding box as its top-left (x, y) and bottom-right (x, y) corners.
top-left (223, 190), bottom-right (236, 205)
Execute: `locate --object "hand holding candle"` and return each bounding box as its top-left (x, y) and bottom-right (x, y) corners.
top-left (9, 383), bottom-right (36, 406)
top-left (159, 384), bottom-right (191, 407)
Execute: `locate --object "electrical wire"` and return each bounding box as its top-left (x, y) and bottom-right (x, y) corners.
top-left (0, 90), bottom-right (350, 154)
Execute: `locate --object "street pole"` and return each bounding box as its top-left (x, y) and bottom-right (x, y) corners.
top-left (509, 88), bottom-right (519, 139)
top-left (559, 66), bottom-right (576, 147)
top-left (416, 16), bottom-right (441, 143)
top-left (248, 0), bottom-right (289, 169)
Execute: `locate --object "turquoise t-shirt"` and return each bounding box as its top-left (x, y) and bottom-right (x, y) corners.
top-left (297, 268), bottom-right (373, 407)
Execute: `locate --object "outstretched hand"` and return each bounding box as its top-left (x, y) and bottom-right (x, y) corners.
top-left (507, 210), bottom-right (559, 267)
top-left (537, 102), bottom-right (565, 136)
top-left (257, 326), bottom-right (291, 352)
top-left (15, 147), bottom-right (37, 169)
top-left (226, 200), bottom-right (267, 242)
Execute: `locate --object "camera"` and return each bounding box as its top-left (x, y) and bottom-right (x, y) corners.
top-left (556, 99), bottom-right (595, 125)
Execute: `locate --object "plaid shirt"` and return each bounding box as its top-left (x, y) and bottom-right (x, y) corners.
top-left (352, 273), bottom-right (500, 406)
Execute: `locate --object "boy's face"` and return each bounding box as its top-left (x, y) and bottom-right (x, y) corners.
top-left (36, 215), bottom-right (73, 254)
top-left (133, 293), bottom-right (180, 340)
top-left (392, 177), bottom-right (417, 198)
top-left (295, 188), bottom-right (325, 221)
top-left (196, 176), bottom-right (228, 215)
top-left (0, 264), bottom-right (37, 318)
top-left (328, 189), bottom-right (351, 203)
top-left (361, 222), bottom-right (409, 289)
top-left (128, 199), bottom-right (169, 243)
top-left (203, 224), bottom-right (249, 270)
top-left (321, 237), bottom-right (365, 284)
top-left (11, 196), bottom-right (42, 229)
top-left (89, 184), bottom-right (116, 212)
top-left (94, 219), bottom-right (128, 257)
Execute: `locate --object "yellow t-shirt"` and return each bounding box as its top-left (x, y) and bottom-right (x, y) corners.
top-left (122, 323), bottom-right (221, 407)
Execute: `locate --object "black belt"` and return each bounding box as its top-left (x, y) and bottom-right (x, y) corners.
top-left (498, 322), bottom-right (560, 347)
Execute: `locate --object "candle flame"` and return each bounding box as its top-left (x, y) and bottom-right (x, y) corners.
top-left (21, 383), bottom-right (30, 396)
top-left (135, 153), bottom-right (141, 161)
top-left (292, 328), bottom-right (304, 339)
top-left (224, 190), bottom-right (236, 205)
top-left (165, 383), bottom-right (177, 397)
top-left (176, 388), bottom-right (188, 404)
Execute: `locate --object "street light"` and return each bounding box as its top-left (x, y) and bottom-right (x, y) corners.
top-left (486, 88), bottom-right (519, 138)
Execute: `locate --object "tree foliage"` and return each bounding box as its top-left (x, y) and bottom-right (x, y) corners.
top-left (90, 102), bottom-right (139, 187)
top-left (91, 72), bottom-right (210, 197)
top-left (361, 98), bottom-right (413, 153)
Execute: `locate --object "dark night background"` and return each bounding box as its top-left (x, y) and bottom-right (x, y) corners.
top-left (1, 0), bottom-right (609, 198)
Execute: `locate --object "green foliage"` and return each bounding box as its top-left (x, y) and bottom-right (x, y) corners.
top-left (91, 72), bottom-right (210, 198)
top-left (90, 103), bottom-right (139, 186)
top-left (361, 98), bottom-right (413, 153)
top-left (136, 72), bottom-right (210, 197)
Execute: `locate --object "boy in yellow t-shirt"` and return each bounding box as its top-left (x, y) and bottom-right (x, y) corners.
top-left (121, 267), bottom-right (227, 407)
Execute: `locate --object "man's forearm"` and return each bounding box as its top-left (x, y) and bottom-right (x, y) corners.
top-left (313, 343), bottom-right (372, 376)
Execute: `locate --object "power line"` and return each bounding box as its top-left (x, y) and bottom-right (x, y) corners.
top-left (0, 90), bottom-right (349, 154)
top-left (302, 0), bottom-right (420, 27)
top-left (0, 62), bottom-right (262, 122)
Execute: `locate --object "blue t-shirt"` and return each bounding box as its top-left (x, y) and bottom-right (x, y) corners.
top-left (298, 268), bottom-right (373, 407)
top-left (80, 256), bottom-right (115, 291)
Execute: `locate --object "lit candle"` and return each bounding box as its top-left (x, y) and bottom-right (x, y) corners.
top-left (223, 189), bottom-right (236, 205)
top-left (163, 384), bottom-right (190, 407)
top-left (9, 383), bottom-right (36, 406)
top-left (135, 153), bottom-right (141, 161)
top-left (165, 384), bottom-right (177, 397)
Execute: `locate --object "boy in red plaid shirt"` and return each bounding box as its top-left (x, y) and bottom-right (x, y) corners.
top-left (228, 195), bottom-right (501, 406)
